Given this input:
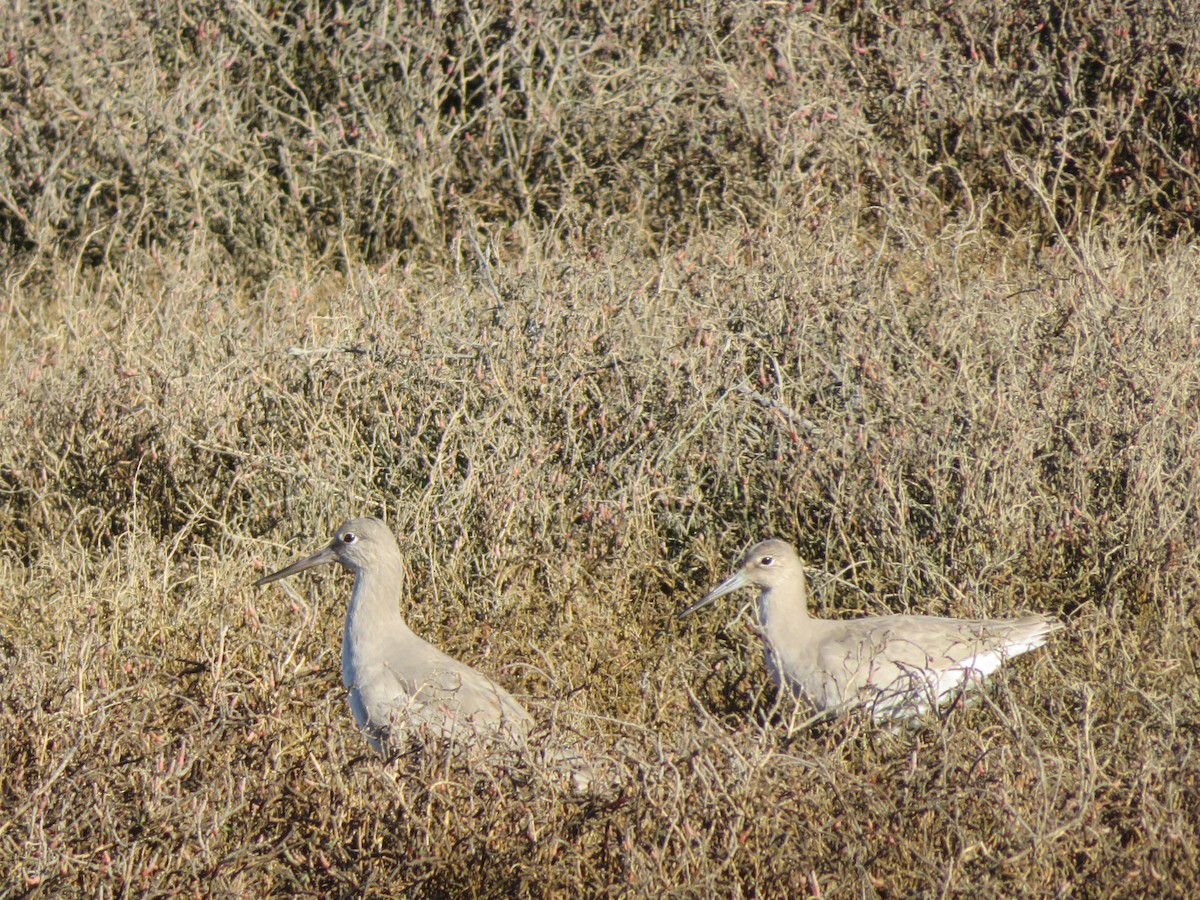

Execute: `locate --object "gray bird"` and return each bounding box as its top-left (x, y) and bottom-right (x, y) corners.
top-left (256, 517), bottom-right (533, 753)
top-left (680, 539), bottom-right (1063, 723)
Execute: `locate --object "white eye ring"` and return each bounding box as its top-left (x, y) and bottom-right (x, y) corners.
top-left (342, 532), bottom-right (357, 544)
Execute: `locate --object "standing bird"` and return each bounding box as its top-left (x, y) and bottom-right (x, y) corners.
top-left (679, 539), bottom-right (1063, 723)
top-left (256, 517), bottom-right (533, 754)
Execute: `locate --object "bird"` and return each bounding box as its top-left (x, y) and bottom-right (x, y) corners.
top-left (255, 517), bottom-right (533, 754)
top-left (679, 538), bottom-right (1064, 724)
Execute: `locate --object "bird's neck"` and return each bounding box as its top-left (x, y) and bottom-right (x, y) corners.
top-left (345, 564), bottom-right (417, 651)
top-left (758, 572), bottom-right (811, 635)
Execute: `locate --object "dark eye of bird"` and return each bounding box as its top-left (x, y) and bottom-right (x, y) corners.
top-left (760, 556), bottom-right (774, 566)
top-left (342, 532), bottom-right (357, 544)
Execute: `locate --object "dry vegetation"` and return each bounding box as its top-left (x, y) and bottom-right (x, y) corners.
top-left (2, 0), bottom-right (1200, 896)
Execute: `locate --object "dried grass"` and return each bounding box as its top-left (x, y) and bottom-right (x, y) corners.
top-left (2, 0), bottom-right (1199, 896)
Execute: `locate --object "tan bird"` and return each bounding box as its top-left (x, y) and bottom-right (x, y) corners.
top-left (256, 517), bottom-right (533, 754)
top-left (680, 539), bottom-right (1063, 723)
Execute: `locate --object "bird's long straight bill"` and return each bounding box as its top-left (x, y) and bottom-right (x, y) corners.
top-left (678, 570), bottom-right (750, 618)
top-left (255, 545), bottom-right (338, 586)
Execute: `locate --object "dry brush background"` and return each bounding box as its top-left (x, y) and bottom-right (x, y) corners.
top-left (2, 0), bottom-right (1199, 896)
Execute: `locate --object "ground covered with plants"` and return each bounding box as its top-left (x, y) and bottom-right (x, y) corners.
top-left (2, 0), bottom-right (1198, 895)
